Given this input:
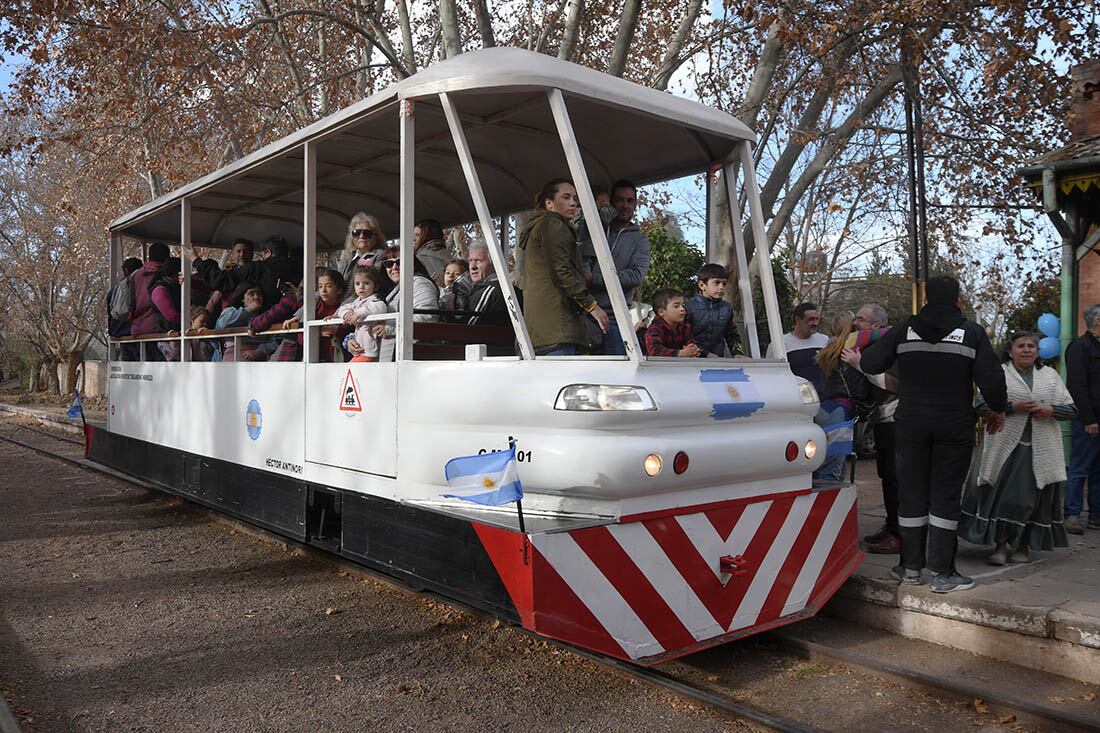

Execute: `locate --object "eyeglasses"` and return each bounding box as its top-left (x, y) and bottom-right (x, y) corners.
top-left (383, 259), bottom-right (401, 269)
top-left (352, 228), bottom-right (374, 238)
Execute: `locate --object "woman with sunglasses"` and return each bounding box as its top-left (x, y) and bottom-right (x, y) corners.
top-left (336, 212), bottom-right (387, 284)
top-left (346, 245), bottom-right (439, 362)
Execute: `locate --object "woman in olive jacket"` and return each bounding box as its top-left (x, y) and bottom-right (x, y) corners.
top-left (516, 179), bottom-right (608, 356)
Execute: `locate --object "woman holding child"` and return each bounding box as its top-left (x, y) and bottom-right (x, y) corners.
top-left (347, 245), bottom-right (437, 362)
top-left (959, 332), bottom-right (1075, 564)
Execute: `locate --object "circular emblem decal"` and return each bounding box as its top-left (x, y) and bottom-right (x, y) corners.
top-left (245, 399), bottom-right (262, 441)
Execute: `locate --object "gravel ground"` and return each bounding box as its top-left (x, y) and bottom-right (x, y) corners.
top-left (0, 422), bottom-right (741, 733)
top-left (0, 419), bottom-right (1033, 732)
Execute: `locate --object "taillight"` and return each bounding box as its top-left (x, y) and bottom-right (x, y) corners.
top-left (673, 451), bottom-right (689, 474)
top-left (785, 441), bottom-right (799, 462)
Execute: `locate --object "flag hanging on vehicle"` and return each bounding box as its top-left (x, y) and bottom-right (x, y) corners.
top-left (443, 445), bottom-right (523, 506)
top-left (824, 419), bottom-right (856, 459)
top-left (66, 387), bottom-right (84, 420)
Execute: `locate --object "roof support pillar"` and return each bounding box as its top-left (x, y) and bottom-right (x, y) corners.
top-left (303, 141), bottom-right (319, 363)
top-left (397, 100), bottom-right (415, 362)
top-left (180, 198), bottom-right (192, 362)
top-left (547, 88), bottom-right (640, 362)
top-left (737, 141), bottom-right (785, 357)
top-left (722, 163), bottom-right (761, 358)
top-left (440, 91), bottom-right (535, 360)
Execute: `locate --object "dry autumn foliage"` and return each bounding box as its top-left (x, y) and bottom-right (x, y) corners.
top-left (0, 1), bottom-right (1089, 384)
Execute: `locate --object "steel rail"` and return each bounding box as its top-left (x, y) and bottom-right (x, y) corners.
top-left (769, 632), bottom-right (1098, 733)
top-left (6, 433), bottom-right (1092, 732)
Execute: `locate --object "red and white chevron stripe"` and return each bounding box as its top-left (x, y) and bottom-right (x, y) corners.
top-left (476, 484), bottom-right (861, 663)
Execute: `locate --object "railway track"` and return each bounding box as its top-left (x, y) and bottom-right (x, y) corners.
top-left (2, 425), bottom-right (1095, 733)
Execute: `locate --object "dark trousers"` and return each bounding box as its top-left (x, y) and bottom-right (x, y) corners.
top-left (874, 421), bottom-right (899, 535)
top-left (895, 415), bottom-right (975, 574)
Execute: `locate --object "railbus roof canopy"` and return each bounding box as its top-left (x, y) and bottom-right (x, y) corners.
top-left (109, 47), bottom-right (756, 249)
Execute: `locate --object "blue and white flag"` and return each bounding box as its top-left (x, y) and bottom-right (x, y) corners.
top-left (443, 445), bottom-right (523, 506)
top-left (66, 387), bottom-right (84, 420)
top-left (824, 419), bottom-right (856, 459)
top-left (699, 368), bottom-right (766, 421)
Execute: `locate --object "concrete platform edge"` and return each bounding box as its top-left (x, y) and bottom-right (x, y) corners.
top-left (0, 403), bottom-right (88, 435)
top-left (833, 577), bottom-right (1100, 685)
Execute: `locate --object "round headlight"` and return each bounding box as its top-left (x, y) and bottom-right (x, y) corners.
top-left (804, 440), bottom-right (818, 460)
top-left (644, 453), bottom-right (663, 477)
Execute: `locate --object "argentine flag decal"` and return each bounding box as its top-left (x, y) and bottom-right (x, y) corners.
top-left (443, 445), bottom-right (524, 506)
top-left (700, 368), bottom-right (766, 420)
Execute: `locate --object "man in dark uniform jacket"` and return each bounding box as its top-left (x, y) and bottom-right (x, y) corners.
top-left (853, 276), bottom-right (1007, 593)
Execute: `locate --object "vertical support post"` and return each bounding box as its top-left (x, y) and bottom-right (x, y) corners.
top-left (722, 163), bottom-right (761, 358)
top-left (440, 92), bottom-right (535, 360)
top-left (547, 89), bottom-right (640, 361)
top-left (180, 199), bottom-right (192, 362)
top-left (397, 99), bottom-right (415, 362)
top-left (738, 141), bottom-right (785, 357)
top-left (705, 167), bottom-right (716, 263)
top-left (303, 141), bottom-right (319, 363)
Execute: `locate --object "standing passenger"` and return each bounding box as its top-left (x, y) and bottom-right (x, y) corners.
top-left (129, 242), bottom-right (171, 361)
top-left (686, 263), bottom-right (742, 357)
top-left (855, 275), bottom-right (1007, 593)
top-left (1062, 303), bottom-right (1100, 534)
top-left (517, 178), bottom-right (608, 356)
top-left (585, 179), bottom-right (651, 355)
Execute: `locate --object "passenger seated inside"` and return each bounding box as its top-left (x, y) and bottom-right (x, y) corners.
top-left (280, 269), bottom-right (348, 362)
top-left (686, 263), bottom-right (743, 358)
top-left (210, 285), bottom-right (272, 361)
top-left (336, 265), bottom-right (388, 363)
top-left (439, 258), bottom-right (467, 310)
top-left (248, 275), bottom-right (306, 361)
top-left (336, 212), bottom-right (387, 282)
top-left (461, 243), bottom-right (508, 326)
top-left (644, 287), bottom-right (700, 358)
top-left (413, 218), bottom-right (450, 287)
top-left (348, 245), bottom-right (438, 362)
top-left (189, 234), bottom-right (297, 311)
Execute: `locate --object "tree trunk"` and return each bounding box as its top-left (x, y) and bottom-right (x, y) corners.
top-left (43, 358), bottom-right (59, 395)
top-left (440, 0), bottom-right (463, 58)
top-left (474, 0), bottom-right (496, 47)
top-left (606, 0), bottom-right (641, 77)
top-left (396, 0), bottom-right (418, 73)
top-left (63, 351), bottom-right (83, 395)
top-left (558, 0), bottom-right (583, 60)
top-left (650, 0), bottom-right (703, 91)
top-left (738, 18), bottom-right (783, 129)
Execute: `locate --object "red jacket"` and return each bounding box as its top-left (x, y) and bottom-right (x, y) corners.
top-left (644, 317), bottom-right (696, 357)
top-left (129, 261), bottom-right (164, 336)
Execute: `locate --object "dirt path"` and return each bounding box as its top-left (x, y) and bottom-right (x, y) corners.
top-left (0, 430), bottom-right (738, 732)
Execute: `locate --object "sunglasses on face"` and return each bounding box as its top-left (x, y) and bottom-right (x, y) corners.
top-left (383, 259), bottom-right (401, 269)
top-left (352, 228), bottom-right (374, 238)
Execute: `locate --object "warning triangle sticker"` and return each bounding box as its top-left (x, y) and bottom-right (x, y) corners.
top-left (339, 369), bottom-right (362, 412)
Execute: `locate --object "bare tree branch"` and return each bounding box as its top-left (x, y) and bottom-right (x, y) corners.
top-left (607, 0), bottom-right (641, 78)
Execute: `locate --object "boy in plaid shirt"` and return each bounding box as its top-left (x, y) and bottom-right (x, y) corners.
top-left (644, 288), bottom-right (701, 357)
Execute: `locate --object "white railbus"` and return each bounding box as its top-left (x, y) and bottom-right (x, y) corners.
top-left (95, 48), bottom-right (860, 664)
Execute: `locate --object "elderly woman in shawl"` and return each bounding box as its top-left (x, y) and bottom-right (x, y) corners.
top-left (959, 332), bottom-right (1076, 564)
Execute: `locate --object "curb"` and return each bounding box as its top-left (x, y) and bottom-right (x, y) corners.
top-left (0, 403), bottom-right (95, 435)
top-left (831, 573), bottom-right (1100, 685)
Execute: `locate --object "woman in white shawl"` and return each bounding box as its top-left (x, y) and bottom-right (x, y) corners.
top-left (960, 332), bottom-right (1076, 564)
top-left (335, 212), bottom-right (387, 284)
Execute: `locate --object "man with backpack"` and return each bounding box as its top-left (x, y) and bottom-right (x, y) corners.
top-left (108, 257), bottom-right (144, 362)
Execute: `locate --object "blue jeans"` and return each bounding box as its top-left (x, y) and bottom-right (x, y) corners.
top-left (599, 320), bottom-right (626, 356)
top-left (541, 345), bottom-right (577, 356)
top-left (1064, 420), bottom-right (1100, 519)
top-left (814, 403), bottom-right (849, 482)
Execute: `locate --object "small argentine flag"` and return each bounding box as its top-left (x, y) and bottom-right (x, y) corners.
top-left (824, 419), bottom-right (856, 459)
top-left (700, 368), bottom-right (766, 420)
top-left (66, 387), bottom-right (84, 420)
top-left (443, 445), bottom-right (524, 506)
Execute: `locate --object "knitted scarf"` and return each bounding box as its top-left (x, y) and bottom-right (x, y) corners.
top-left (978, 362), bottom-right (1072, 488)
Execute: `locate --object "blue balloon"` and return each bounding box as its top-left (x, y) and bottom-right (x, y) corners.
top-left (1037, 313), bottom-right (1060, 338)
top-left (1039, 336), bottom-right (1061, 360)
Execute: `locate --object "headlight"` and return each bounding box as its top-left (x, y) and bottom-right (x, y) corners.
top-left (554, 384), bottom-right (657, 411)
top-left (797, 378), bottom-right (819, 406)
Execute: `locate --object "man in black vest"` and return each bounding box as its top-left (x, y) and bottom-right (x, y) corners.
top-left (852, 276), bottom-right (1007, 593)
